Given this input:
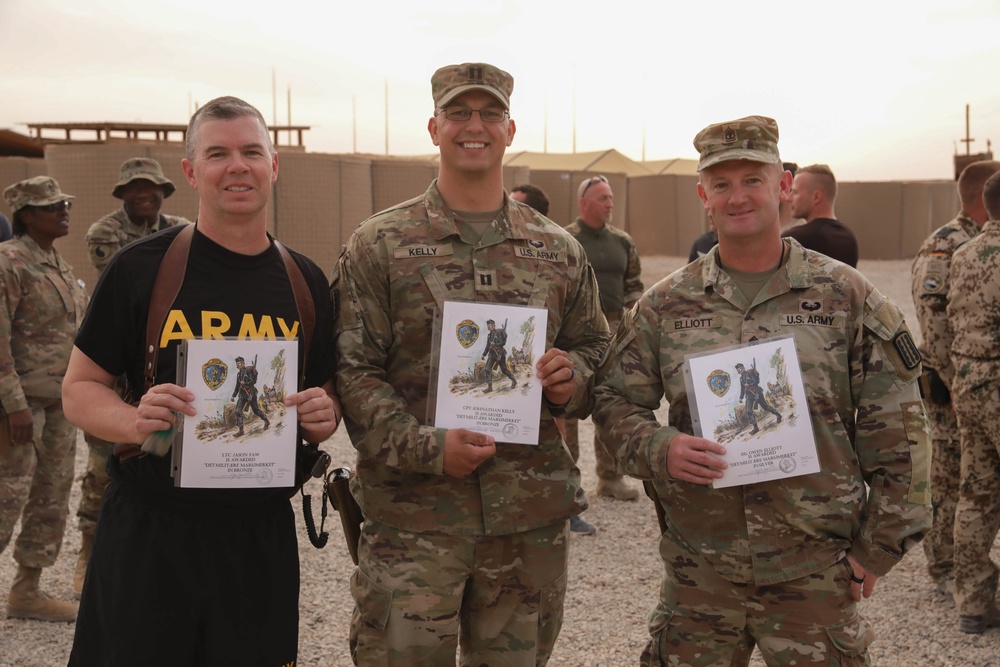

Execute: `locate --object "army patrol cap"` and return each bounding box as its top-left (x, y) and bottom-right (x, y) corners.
top-left (694, 115), bottom-right (781, 172)
top-left (112, 157), bottom-right (176, 199)
top-left (3, 176), bottom-right (75, 214)
top-left (432, 63), bottom-right (513, 110)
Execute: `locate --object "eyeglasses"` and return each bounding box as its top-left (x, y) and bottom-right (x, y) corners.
top-left (438, 106), bottom-right (509, 123)
top-left (34, 201), bottom-right (72, 213)
top-left (580, 175), bottom-right (608, 197)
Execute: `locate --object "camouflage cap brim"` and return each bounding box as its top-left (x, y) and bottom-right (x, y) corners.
top-left (697, 147), bottom-right (781, 172)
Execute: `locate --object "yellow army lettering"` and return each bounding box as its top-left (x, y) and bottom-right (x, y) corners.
top-left (159, 310), bottom-right (300, 348)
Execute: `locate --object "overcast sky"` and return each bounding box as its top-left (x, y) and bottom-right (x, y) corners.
top-left (2, 0), bottom-right (999, 181)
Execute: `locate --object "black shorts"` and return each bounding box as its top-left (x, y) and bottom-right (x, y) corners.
top-left (69, 482), bottom-right (299, 667)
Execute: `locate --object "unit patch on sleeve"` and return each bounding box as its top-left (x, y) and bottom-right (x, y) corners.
top-left (893, 330), bottom-right (922, 370)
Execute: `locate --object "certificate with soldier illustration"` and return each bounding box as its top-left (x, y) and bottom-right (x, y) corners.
top-left (432, 301), bottom-right (547, 445)
top-left (172, 338), bottom-right (298, 488)
top-left (683, 335), bottom-right (819, 488)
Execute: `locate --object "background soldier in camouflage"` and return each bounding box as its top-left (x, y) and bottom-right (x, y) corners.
top-left (74, 157), bottom-right (189, 596)
top-left (593, 116), bottom-right (931, 666)
top-left (910, 159), bottom-right (1000, 603)
top-left (946, 170), bottom-right (1000, 634)
top-left (0, 177), bottom-right (88, 622)
top-left (335, 62), bottom-right (608, 666)
top-left (564, 174), bottom-right (644, 508)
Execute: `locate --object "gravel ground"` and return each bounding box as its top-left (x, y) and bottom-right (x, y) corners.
top-left (2, 256), bottom-right (999, 666)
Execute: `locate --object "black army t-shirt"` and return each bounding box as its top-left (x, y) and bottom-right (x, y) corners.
top-left (75, 224), bottom-right (335, 509)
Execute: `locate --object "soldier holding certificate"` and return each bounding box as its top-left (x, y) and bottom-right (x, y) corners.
top-left (63, 96), bottom-right (339, 666)
top-left (335, 62), bottom-right (607, 665)
top-left (593, 116), bottom-right (931, 666)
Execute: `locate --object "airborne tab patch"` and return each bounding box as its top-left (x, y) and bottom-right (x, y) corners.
top-left (393, 244), bottom-right (454, 259)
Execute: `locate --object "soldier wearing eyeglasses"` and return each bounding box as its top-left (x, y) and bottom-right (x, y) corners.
top-left (73, 157), bottom-right (191, 598)
top-left (563, 173), bottom-right (644, 509)
top-left (335, 62), bottom-right (607, 665)
top-left (0, 177), bottom-right (88, 622)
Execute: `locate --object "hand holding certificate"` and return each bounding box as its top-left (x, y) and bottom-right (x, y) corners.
top-left (683, 335), bottom-right (820, 488)
top-left (432, 301), bottom-right (547, 445)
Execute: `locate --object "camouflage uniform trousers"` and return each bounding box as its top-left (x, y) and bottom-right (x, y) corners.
top-left (0, 397), bottom-right (77, 568)
top-left (641, 529), bottom-right (874, 666)
top-left (560, 309), bottom-right (621, 480)
top-left (922, 400), bottom-right (961, 585)
top-left (951, 358), bottom-right (1000, 617)
top-left (350, 519), bottom-right (568, 666)
top-left (77, 431), bottom-right (113, 537)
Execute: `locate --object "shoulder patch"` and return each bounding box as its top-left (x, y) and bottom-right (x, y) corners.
top-left (893, 331), bottom-right (921, 370)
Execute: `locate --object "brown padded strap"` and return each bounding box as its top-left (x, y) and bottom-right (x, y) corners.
top-left (274, 240), bottom-right (314, 381)
top-left (144, 224), bottom-right (194, 392)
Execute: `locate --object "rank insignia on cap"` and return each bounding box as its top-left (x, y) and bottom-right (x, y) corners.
top-left (724, 127), bottom-right (737, 143)
top-left (468, 66), bottom-right (484, 82)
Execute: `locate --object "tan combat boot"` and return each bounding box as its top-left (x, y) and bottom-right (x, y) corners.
top-left (7, 564), bottom-right (79, 622)
top-left (596, 476), bottom-right (640, 501)
top-left (73, 533), bottom-right (94, 599)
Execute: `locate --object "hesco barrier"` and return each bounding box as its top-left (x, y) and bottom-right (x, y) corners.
top-left (1, 145), bottom-right (958, 294)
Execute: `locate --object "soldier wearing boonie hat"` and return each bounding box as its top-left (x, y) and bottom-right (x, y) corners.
top-left (693, 115), bottom-right (781, 172)
top-left (74, 158), bottom-right (189, 597)
top-left (337, 61), bottom-right (607, 666)
top-left (592, 113), bottom-right (929, 665)
top-left (111, 157), bottom-right (176, 199)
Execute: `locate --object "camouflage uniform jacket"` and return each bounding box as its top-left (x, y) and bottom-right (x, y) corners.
top-left (947, 219), bottom-right (1000, 362)
top-left (0, 235), bottom-right (87, 411)
top-left (86, 207), bottom-right (189, 275)
top-left (910, 212), bottom-right (979, 386)
top-left (594, 238), bottom-right (931, 585)
top-left (565, 219), bottom-right (644, 314)
top-left (335, 180), bottom-right (609, 536)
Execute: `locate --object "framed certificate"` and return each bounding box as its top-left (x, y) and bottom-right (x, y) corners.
top-left (683, 335), bottom-right (820, 488)
top-left (172, 338), bottom-right (299, 488)
top-left (431, 301), bottom-right (547, 445)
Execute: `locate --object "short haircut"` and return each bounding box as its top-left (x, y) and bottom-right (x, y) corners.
top-left (185, 96), bottom-right (274, 161)
top-left (511, 183), bottom-right (550, 216)
top-left (983, 171), bottom-right (1000, 220)
top-left (782, 162), bottom-right (799, 176)
top-left (958, 160), bottom-right (1000, 209)
top-left (798, 164), bottom-right (837, 201)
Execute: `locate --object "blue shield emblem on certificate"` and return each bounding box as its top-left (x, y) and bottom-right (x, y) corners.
top-left (202, 358), bottom-right (228, 391)
top-left (707, 369), bottom-right (730, 397)
top-left (456, 319), bottom-right (480, 349)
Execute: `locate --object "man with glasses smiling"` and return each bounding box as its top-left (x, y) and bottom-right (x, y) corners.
top-left (335, 62), bottom-right (607, 665)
